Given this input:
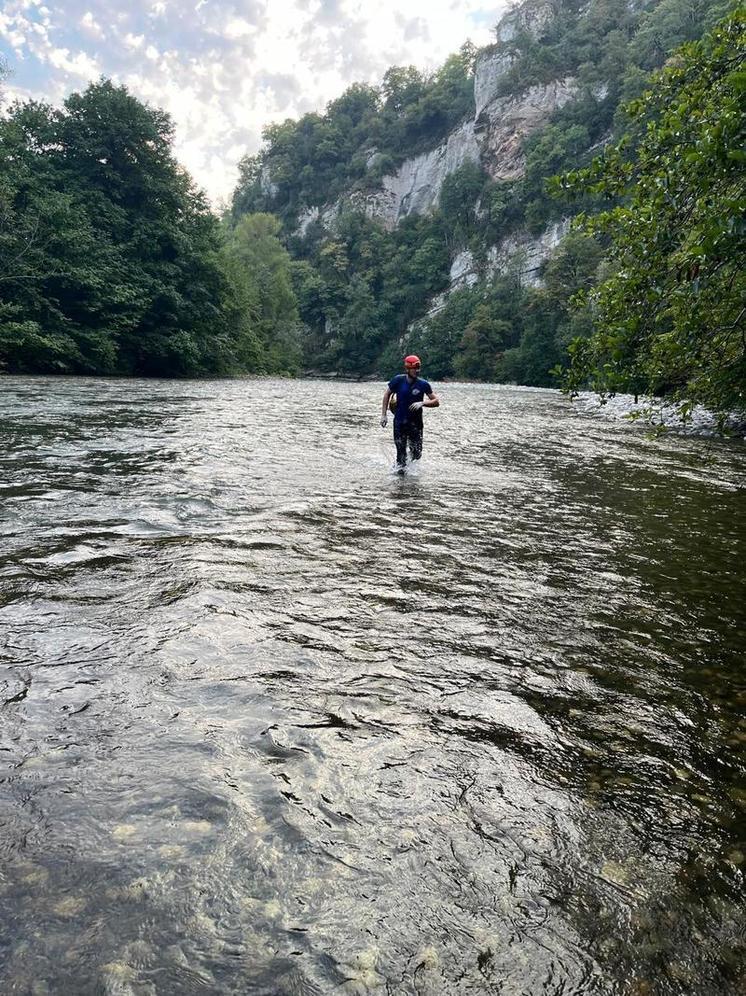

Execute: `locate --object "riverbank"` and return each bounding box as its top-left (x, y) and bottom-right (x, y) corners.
top-left (573, 391), bottom-right (746, 439)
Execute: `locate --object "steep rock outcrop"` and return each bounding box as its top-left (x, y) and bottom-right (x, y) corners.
top-left (418, 218), bottom-right (571, 323)
top-left (449, 249), bottom-right (480, 290)
top-left (296, 120), bottom-right (480, 232)
top-left (291, 3), bottom-right (578, 235)
top-left (494, 0), bottom-right (558, 44)
top-left (297, 202), bottom-right (343, 237)
top-left (293, 69), bottom-right (576, 234)
top-left (450, 218), bottom-right (571, 292)
top-left (474, 51), bottom-right (515, 118)
top-left (360, 120), bottom-right (480, 230)
top-left (476, 78), bottom-right (578, 181)
top-left (486, 218), bottom-right (571, 284)
top-left (474, 0), bottom-right (558, 115)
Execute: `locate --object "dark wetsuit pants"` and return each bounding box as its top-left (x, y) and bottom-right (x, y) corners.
top-left (394, 420), bottom-right (423, 466)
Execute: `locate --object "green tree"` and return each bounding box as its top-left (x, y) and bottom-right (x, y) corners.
top-left (0, 80), bottom-right (245, 376)
top-left (633, 0), bottom-right (733, 69)
top-left (439, 161), bottom-right (486, 247)
top-left (381, 66), bottom-right (426, 113)
top-left (333, 275), bottom-right (383, 371)
top-left (226, 213), bottom-right (302, 373)
top-left (522, 122), bottom-right (591, 231)
top-left (496, 292), bottom-right (564, 386)
top-left (455, 306), bottom-right (512, 379)
top-left (553, 6), bottom-right (746, 425)
top-left (542, 231), bottom-right (604, 307)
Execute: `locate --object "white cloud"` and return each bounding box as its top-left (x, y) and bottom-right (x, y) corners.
top-left (80, 10), bottom-right (104, 37)
top-left (47, 46), bottom-right (101, 76)
top-left (223, 17), bottom-right (255, 40)
top-left (123, 32), bottom-right (144, 48)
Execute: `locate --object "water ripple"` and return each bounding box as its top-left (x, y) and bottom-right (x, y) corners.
top-left (0, 377), bottom-right (744, 994)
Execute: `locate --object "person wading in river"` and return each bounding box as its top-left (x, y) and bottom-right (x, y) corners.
top-left (380, 354), bottom-right (440, 470)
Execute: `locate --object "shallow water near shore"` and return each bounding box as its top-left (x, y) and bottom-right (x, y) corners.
top-left (1, 376), bottom-right (744, 995)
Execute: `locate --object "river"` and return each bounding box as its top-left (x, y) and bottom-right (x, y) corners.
top-left (1, 376), bottom-right (744, 995)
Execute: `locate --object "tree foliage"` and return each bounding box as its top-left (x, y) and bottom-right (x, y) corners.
top-left (4, 0), bottom-right (735, 389)
top-left (553, 6), bottom-right (745, 423)
top-left (224, 213), bottom-right (302, 374)
top-left (0, 80), bottom-right (295, 377)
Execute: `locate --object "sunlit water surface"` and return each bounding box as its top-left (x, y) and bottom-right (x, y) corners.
top-left (1, 377), bottom-right (744, 995)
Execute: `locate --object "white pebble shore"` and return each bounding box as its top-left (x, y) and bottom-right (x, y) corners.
top-left (571, 392), bottom-right (745, 439)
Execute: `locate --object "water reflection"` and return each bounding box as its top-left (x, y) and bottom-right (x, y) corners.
top-left (0, 377), bottom-right (744, 994)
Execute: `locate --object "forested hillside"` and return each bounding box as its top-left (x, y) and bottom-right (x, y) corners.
top-left (0, 0), bottom-right (742, 412)
top-left (0, 81), bottom-right (300, 376)
top-left (231, 0), bottom-right (740, 397)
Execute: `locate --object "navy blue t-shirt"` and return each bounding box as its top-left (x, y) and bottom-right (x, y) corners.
top-left (388, 374), bottom-right (432, 427)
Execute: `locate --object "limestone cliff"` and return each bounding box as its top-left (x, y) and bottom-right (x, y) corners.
top-left (423, 218), bottom-right (571, 319)
top-left (298, 120), bottom-right (480, 233)
top-left (295, 7), bottom-right (578, 233)
top-left (290, 0), bottom-right (582, 265)
top-left (350, 67), bottom-right (577, 228)
top-left (475, 78), bottom-right (578, 182)
top-left (364, 120), bottom-right (480, 228)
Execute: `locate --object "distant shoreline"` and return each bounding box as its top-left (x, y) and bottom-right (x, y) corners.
top-left (573, 392), bottom-right (745, 440)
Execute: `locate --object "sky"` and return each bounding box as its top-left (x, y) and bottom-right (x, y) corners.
top-left (0, 0), bottom-right (508, 206)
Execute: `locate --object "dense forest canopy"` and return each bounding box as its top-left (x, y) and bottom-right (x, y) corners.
top-left (0, 0), bottom-right (743, 426)
top-left (0, 81), bottom-right (300, 377)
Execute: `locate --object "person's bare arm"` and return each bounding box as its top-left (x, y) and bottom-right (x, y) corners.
top-left (381, 388), bottom-right (391, 426)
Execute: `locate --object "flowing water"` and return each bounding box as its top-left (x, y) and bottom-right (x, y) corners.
top-left (1, 376), bottom-right (744, 996)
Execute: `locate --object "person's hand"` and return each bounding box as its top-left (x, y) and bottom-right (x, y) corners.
top-left (409, 401), bottom-right (424, 412)
top-left (380, 416), bottom-right (388, 428)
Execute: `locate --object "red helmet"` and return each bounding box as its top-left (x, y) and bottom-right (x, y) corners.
top-left (404, 354), bottom-right (421, 367)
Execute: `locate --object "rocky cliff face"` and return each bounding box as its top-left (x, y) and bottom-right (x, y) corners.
top-left (351, 66), bottom-right (577, 228)
top-left (493, 0), bottom-right (558, 44)
top-left (475, 77), bottom-right (578, 181)
top-left (474, 0), bottom-right (558, 115)
top-left (293, 0), bottom-right (583, 326)
top-left (486, 217), bottom-right (571, 284)
top-left (364, 120), bottom-right (480, 228)
top-left (294, 3), bottom-right (578, 233)
top-left (366, 0), bottom-right (571, 218)
top-left (423, 217), bottom-right (571, 319)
